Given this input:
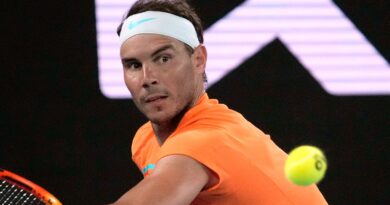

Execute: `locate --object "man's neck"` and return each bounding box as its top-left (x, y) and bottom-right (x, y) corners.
top-left (152, 110), bottom-right (185, 145)
top-left (152, 90), bottom-right (206, 145)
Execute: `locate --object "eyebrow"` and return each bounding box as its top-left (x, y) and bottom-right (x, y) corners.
top-left (151, 44), bottom-right (174, 57)
top-left (121, 57), bottom-right (138, 65)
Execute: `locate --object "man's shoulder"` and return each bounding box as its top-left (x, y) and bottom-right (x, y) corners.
top-left (190, 98), bottom-right (245, 125)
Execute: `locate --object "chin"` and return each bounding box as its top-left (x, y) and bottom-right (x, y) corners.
top-left (146, 112), bottom-right (173, 125)
top-left (143, 102), bottom-right (189, 125)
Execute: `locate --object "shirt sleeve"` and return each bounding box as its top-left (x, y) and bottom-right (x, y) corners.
top-left (157, 128), bottom-right (238, 193)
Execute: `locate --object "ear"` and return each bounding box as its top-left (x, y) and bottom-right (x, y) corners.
top-left (192, 45), bottom-right (207, 75)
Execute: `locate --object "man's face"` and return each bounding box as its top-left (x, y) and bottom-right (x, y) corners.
top-left (120, 34), bottom-right (205, 125)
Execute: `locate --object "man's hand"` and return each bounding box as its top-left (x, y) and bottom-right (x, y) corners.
top-left (111, 155), bottom-right (211, 205)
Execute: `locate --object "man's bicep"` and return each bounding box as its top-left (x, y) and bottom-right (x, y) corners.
top-left (113, 155), bottom-right (209, 205)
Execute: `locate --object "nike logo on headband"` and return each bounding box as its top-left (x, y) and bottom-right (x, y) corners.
top-left (128, 17), bottom-right (156, 30)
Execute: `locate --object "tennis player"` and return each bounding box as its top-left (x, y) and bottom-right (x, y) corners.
top-left (111, 0), bottom-right (328, 204)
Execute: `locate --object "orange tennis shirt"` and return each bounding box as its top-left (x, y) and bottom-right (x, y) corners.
top-left (132, 93), bottom-right (328, 205)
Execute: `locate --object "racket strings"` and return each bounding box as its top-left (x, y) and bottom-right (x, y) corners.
top-left (0, 180), bottom-right (45, 205)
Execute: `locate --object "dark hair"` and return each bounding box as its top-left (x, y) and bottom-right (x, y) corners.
top-left (117, 0), bottom-right (207, 82)
top-left (116, 0), bottom-right (204, 44)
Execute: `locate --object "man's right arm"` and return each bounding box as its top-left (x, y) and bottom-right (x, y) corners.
top-left (111, 154), bottom-right (210, 205)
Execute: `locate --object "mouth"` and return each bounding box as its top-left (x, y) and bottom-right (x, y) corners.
top-left (144, 94), bottom-right (168, 103)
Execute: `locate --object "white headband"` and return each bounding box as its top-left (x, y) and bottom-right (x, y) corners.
top-left (119, 11), bottom-right (200, 48)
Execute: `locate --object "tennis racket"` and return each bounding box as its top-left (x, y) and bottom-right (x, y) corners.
top-left (0, 168), bottom-right (62, 205)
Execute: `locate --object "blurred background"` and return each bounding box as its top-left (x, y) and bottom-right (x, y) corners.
top-left (2, 0), bottom-right (389, 204)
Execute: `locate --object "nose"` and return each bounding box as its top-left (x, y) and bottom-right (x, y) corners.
top-left (142, 64), bottom-right (158, 88)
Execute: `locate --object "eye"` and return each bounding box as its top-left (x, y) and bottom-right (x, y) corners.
top-left (161, 56), bottom-right (169, 62)
top-left (157, 55), bottom-right (171, 64)
top-left (124, 61), bottom-right (142, 70)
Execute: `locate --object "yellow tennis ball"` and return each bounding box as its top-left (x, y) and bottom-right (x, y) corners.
top-left (284, 145), bottom-right (327, 186)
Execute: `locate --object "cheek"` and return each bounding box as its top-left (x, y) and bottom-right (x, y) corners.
top-left (124, 73), bottom-right (140, 94)
top-left (172, 68), bottom-right (197, 99)
top-left (167, 70), bottom-right (191, 91)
